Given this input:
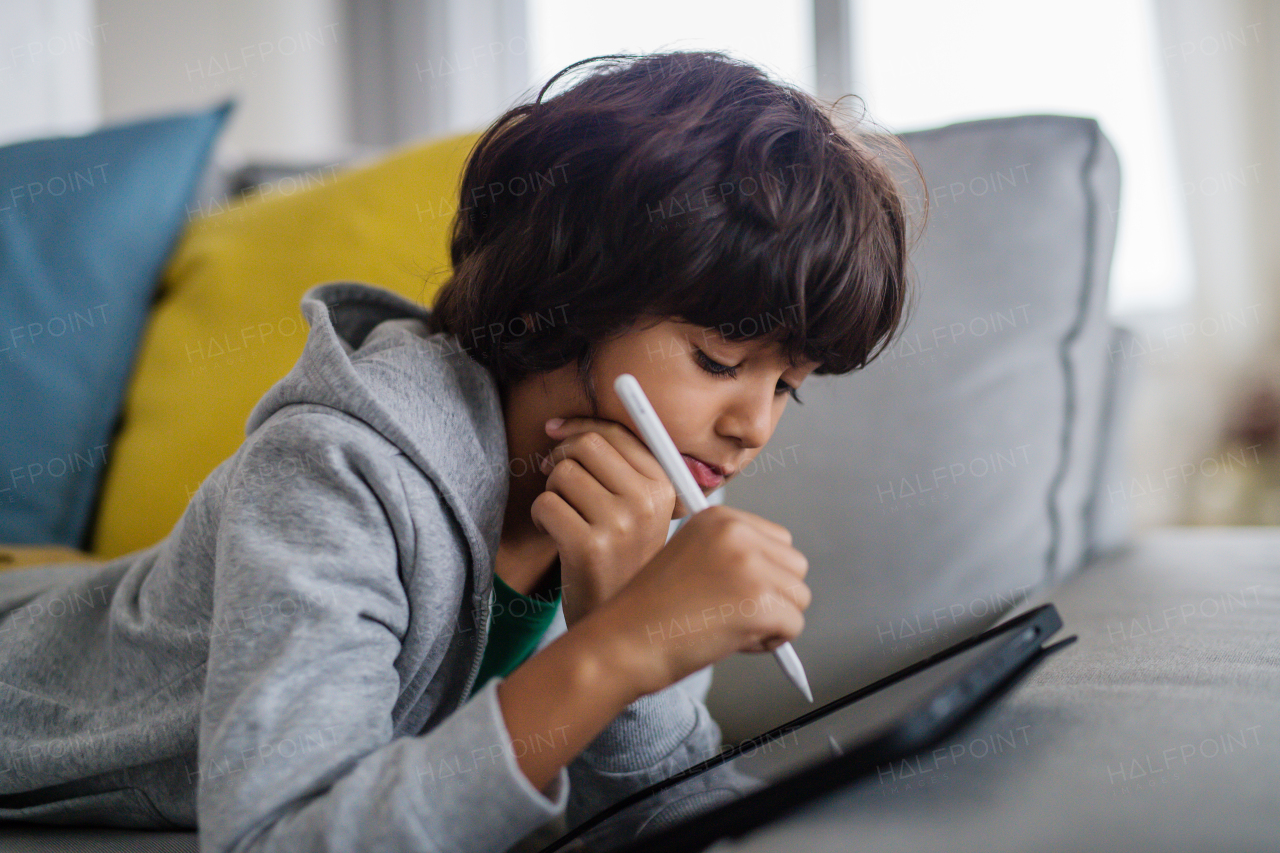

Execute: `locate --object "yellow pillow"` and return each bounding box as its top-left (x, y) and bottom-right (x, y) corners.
top-left (90, 130), bottom-right (484, 559)
top-left (0, 544), bottom-right (95, 572)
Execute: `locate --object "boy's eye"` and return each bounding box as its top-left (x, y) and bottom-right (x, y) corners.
top-left (693, 348), bottom-right (738, 377)
top-left (693, 348), bottom-right (803, 404)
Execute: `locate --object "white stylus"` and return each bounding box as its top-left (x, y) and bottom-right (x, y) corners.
top-left (613, 372), bottom-right (814, 703)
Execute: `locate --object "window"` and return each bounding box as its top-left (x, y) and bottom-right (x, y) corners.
top-left (0, 0), bottom-right (101, 146)
top-left (524, 0), bottom-right (1188, 317)
top-left (526, 0), bottom-right (815, 96)
top-left (854, 0), bottom-right (1194, 317)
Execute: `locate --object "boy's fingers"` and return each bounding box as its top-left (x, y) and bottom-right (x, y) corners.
top-left (530, 490), bottom-right (590, 543)
top-left (717, 505), bottom-right (792, 546)
top-left (542, 434), bottom-right (633, 497)
top-left (753, 517), bottom-right (792, 546)
top-left (543, 454), bottom-right (617, 526)
top-left (545, 417), bottom-right (670, 488)
top-left (546, 416), bottom-right (724, 521)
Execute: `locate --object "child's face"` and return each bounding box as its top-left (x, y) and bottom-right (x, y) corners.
top-left (582, 316), bottom-right (819, 492)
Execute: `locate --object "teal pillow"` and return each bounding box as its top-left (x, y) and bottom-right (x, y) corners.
top-left (0, 101), bottom-right (233, 548)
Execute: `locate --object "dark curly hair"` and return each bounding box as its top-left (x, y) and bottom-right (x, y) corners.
top-left (426, 50), bottom-right (922, 411)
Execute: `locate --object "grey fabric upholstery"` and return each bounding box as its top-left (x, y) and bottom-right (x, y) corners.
top-left (3, 527), bottom-right (1271, 852)
top-left (184, 156), bottom-right (355, 224)
top-left (707, 115), bottom-right (1131, 742)
top-left (0, 826), bottom-right (195, 852)
top-left (1084, 324), bottom-right (1141, 563)
top-left (726, 525), bottom-right (1280, 852)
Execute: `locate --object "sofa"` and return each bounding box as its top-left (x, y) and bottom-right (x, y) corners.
top-left (1, 107), bottom-right (1276, 852)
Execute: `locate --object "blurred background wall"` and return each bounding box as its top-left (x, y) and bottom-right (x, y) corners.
top-left (3, 0), bottom-right (1278, 531)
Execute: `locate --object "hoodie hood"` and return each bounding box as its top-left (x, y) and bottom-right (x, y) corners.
top-left (246, 280), bottom-right (510, 583)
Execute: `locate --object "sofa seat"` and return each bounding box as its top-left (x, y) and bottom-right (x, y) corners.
top-left (723, 525), bottom-right (1280, 853)
top-left (2, 526), bottom-right (1276, 851)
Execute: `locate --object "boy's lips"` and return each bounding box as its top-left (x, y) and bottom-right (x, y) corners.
top-left (681, 453), bottom-right (727, 489)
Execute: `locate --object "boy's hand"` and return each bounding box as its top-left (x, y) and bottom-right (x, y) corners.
top-left (531, 416), bottom-right (684, 628)
top-left (584, 504), bottom-right (810, 699)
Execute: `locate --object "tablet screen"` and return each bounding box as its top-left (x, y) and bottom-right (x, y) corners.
top-left (559, 626), bottom-right (1026, 851)
top-left (712, 628), bottom-right (1017, 783)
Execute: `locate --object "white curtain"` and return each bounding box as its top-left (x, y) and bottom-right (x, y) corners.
top-left (0, 0), bottom-right (101, 146)
top-left (347, 0), bottom-right (530, 147)
top-left (1152, 0), bottom-right (1279, 370)
top-left (1148, 0), bottom-right (1280, 523)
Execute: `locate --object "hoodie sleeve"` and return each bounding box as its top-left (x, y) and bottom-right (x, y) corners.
top-left (195, 411), bottom-right (570, 853)
top-left (558, 677), bottom-right (728, 849)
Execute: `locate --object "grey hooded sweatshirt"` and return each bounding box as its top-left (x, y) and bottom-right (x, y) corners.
top-left (0, 281), bottom-right (728, 852)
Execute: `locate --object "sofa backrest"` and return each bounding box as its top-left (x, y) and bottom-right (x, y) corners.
top-left (704, 115), bottom-right (1131, 741)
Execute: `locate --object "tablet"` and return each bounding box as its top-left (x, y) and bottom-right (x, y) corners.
top-left (539, 602), bottom-right (1074, 853)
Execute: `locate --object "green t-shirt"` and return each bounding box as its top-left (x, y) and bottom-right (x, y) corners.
top-left (466, 570), bottom-right (562, 700)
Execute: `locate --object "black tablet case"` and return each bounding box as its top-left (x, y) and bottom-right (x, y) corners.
top-left (543, 603), bottom-right (1075, 853)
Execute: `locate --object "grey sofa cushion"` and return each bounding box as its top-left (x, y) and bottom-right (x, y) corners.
top-left (725, 525), bottom-right (1280, 852)
top-left (0, 539), bottom-right (1267, 851)
top-left (707, 115), bottom-right (1127, 741)
top-left (184, 156), bottom-right (358, 227)
top-left (1083, 324), bottom-right (1141, 562)
top-left (0, 826), bottom-right (195, 852)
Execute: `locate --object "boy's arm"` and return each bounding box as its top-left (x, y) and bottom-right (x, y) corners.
top-left (496, 608), bottom-right (722, 792)
top-left (495, 611), bottom-right (726, 851)
top-left (196, 414), bottom-right (572, 853)
top-left (509, 499), bottom-right (729, 846)
top-left (559, 668), bottom-right (726, 845)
